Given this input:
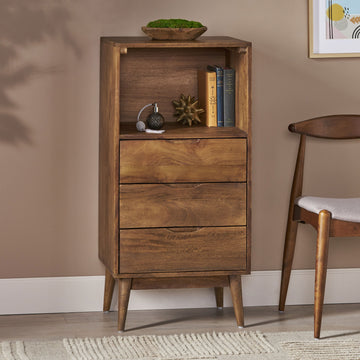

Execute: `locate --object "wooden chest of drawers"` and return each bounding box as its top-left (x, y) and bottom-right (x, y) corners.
top-left (99, 37), bottom-right (251, 331)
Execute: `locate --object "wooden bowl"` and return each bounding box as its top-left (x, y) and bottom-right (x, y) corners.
top-left (141, 26), bottom-right (207, 41)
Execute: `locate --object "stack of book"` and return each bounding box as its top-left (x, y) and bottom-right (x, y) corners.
top-left (198, 65), bottom-right (235, 127)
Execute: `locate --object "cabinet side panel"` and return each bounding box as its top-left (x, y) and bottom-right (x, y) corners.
top-left (226, 46), bottom-right (251, 134)
top-left (227, 45), bottom-right (252, 273)
top-left (99, 40), bottom-right (120, 274)
top-left (244, 46), bottom-right (252, 272)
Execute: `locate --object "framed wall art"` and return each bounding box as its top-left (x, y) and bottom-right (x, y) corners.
top-left (309, 0), bottom-right (360, 57)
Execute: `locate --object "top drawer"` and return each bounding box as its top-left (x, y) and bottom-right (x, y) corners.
top-left (120, 138), bottom-right (246, 183)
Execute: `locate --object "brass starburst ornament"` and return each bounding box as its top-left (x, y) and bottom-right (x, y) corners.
top-left (172, 94), bottom-right (204, 126)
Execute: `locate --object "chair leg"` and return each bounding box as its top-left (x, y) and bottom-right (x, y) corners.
top-left (214, 287), bottom-right (223, 309)
top-left (229, 275), bottom-right (244, 328)
top-left (279, 218), bottom-right (299, 311)
top-left (103, 269), bottom-right (115, 312)
top-left (118, 278), bottom-right (132, 332)
top-left (314, 210), bottom-right (331, 339)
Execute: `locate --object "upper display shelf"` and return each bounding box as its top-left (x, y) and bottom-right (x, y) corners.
top-left (101, 36), bottom-right (252, 49)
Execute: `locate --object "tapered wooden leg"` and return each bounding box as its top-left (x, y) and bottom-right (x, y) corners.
top-left (103, 269), bottom-right (115, 312)
top-left (314, 210), bottom-right (331, 339)
top-left (214, 287), bottom-right (223, 309)
top-left (279, 135), bottom-right (305, 312)
top-left (279, 219), bottom-right (299, 311)
top-left (118, 278), bottom-right (132, 332)
top-left (229, 275), bottom-right (244, 328)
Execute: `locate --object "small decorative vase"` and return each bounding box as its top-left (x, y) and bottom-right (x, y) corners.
top-left (136, 102), bottom-right (165, 132)
top-left (146, 103), bottom-right (164, 130)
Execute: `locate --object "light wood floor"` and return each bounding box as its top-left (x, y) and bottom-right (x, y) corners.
top-left (1, 304), bottom-right (360, 341)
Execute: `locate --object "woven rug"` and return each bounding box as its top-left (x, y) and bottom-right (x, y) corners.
top-left (1, 330), bottom-right (360, 360)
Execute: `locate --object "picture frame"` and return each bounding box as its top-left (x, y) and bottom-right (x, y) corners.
top-left (309, 0), bottom-right (360, 58)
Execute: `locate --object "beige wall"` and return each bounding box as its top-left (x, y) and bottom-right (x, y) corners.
top-left (1, 0), bottom-right (360, 279)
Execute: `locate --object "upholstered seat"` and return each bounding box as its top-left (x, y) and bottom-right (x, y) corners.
top-left (295, 197), bottom-right (360, 223)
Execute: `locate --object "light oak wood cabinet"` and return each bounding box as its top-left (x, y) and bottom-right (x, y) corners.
top-left (99, 36), bottom-right (252, 331)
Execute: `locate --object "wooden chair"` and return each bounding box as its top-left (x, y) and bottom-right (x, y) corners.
top-left (278, 114), bottom-right (360, 339)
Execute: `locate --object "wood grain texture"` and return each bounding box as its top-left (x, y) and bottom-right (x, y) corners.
top-left (226, 46), bottom-right (252, 271)
top-left (119, 227), bottom-right (246, 273)
top-left (289, 115), bottom-right (360, 139)
top-left (314, 210), bottom-right (331, 339)
top-left (102, 36), bottom-right (252, 49)
top-left (215, 287), bottom-right (224, 308)
top-left (226, 47), bottom-right (251, 134)
top-left (229, 275), bottom-right (244, 327)
top-left (120, 139), bottom-right (246, 183)
top-left (120, 48), bottom-right (225, 121)
top-left (131, 276), bottom-right (229, 290)
top-left (119, 183), bottom-right (246, 228)
top-left (119, 123), bottom-right (247, 139)
top-left (118, 278), bottom-right (132, 332)
top-left (240, 47), bottom-right (252, 271)
top-left (99, 36), bottom-right (252, 331)
top-left (113, 270), bottom-right (248, 279)
top-left (141, 26), bottom-right (207, 41)
top-left (98, 40), bottom-right (120, 274)
top-left (279, 134), bottom-right (306, 311)
top-left (280, 115), bottom-right (360, 338)
top-left (294, 205), bottom-right (360, 237)
top-left (103, 269), bottom-right (115, 312)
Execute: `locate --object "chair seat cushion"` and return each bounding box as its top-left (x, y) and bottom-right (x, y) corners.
top-left (295, 196), bottom-right (360, 223)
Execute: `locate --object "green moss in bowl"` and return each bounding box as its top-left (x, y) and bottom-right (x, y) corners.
top-left (146, 19), bottom-right (204, 29)
top-left (142, 19), bottom-right (207, 40)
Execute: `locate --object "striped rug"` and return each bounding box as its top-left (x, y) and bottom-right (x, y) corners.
top-left (1, 330), bottom-right (360, 360)
top-left (63, 331), bottom-right (275, 359)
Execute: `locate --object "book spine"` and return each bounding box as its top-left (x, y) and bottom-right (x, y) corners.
top-left (197, 70), bottom-right (217, 127)
top-left (207, 66), bottom-right (224, 127)
top-left (223, 68), bottom-right (235, 127)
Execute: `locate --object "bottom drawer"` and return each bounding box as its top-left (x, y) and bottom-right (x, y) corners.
top-left (119, 227), bottom-right (246, 274)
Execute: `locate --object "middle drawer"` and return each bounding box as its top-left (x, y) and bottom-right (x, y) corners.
top-left (120, 182), bottom-right (246, 228)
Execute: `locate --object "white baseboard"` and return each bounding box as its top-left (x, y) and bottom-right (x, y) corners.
top-left (1, 269), bottom-right (359, 315)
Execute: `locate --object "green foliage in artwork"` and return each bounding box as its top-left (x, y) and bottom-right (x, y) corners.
top-left (146, 19), bottom-right (204, 28)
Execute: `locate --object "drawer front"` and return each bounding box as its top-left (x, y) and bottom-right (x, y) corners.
top-left (119, 183), bottom-right (246, 228)
top-left (119, 226), bottom-right (246, 273)
top-left (120, 138), bottom-right (246, 183)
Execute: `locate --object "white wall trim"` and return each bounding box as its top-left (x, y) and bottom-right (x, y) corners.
top-left (1, 269), bottom-right (360, 315)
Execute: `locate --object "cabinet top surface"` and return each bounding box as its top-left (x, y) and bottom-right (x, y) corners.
top-left (101, 36), bottom-right (251, 49)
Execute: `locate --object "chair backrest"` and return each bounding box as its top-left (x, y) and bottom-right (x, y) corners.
top-left (289, 115), bottom-right (360, 139)
top-left (287, 114), bottom-right (360, 211)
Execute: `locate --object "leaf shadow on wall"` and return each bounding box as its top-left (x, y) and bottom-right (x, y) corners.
top-left (0, 1), bottom-right (81, 146)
